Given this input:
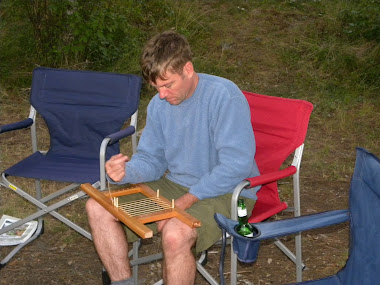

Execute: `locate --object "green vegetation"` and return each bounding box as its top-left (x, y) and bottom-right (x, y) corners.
top-left (1, 0), bottom-right (379, 104)
top-left (0, 1), bottom-right (378, 282)
top-left (1, 0), bottom-right (379, 188)
top-left (1, 0), bottom-right (378, 177)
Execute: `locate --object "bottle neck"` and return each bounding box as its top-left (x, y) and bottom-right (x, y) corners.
top-left (238, 215), bottom-right (249, 225)
top-left (238, 207), bottom-right (249, 224)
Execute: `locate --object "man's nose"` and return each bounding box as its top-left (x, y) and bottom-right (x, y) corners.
top-left (159, 88), bottom-right (168, 99)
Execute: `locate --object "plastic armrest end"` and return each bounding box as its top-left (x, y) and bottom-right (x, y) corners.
top-left (245, 166), bottom-right (297, 188)
top-left (0, 118), bottom-right (34, 134)
top-left (107, 126), bottom-right (136, 146)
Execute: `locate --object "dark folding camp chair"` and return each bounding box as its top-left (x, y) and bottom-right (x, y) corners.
top-left (0, 67), bottom-right (142, 268)
top-left (216, 147), bottom-right (380, 285)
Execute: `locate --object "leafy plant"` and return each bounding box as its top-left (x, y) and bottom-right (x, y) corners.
top-left (339, 0), bottom-right (380, 42)
top-left (0, 0), bottom-right (145, 71)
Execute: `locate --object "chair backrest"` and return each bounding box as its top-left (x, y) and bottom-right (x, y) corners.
top-left (336, 147), bottom-right (380, 284)
top-left (242, 91), bottom-right (313, 222)
top-left (30, 67), bottom-right (142, 160)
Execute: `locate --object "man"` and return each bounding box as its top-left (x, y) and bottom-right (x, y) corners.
top-left (86, 30), bottom-right (260, 285)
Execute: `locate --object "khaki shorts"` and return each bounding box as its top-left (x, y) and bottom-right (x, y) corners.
top-left (117, 177), bottom-right (255, 253)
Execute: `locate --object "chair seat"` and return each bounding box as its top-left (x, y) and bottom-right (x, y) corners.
top-left (4, 151), bottom-right (100, 183)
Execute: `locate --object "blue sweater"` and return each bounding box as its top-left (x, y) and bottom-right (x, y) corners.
top-left (117, 73), bottom-right (261, 200)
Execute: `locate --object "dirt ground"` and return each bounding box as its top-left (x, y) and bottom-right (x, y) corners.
top-left (0, 89), bottom-right (353, 285)
top-left (0, 219), bottom-right (349, 285)
top-left (0, 166), bottom-right (351, 285)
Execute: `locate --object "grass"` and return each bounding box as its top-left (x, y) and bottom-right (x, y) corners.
top-left (0, 0), bottom-right (379, 283)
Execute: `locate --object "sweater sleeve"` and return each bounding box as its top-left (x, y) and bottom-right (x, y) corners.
top-left (112, 98), bottom-right (168, 184)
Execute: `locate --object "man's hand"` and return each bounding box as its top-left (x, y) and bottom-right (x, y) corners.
top-left (174, 193), bottom-right (199, 211)
top-left (105, 153), bottom-right (130, 182)
top-left (157, 193), bottom-right (199, 232)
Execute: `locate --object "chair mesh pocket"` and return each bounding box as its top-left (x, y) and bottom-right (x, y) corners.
top-left (233, 225), bottom-right (261, 263)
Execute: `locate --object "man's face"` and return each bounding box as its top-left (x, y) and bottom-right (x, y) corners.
top-left (152, 62), bottom-right (197, 105)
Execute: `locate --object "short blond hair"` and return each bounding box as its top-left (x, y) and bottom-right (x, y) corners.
top-left (141, 30), bottom-right (193, 84)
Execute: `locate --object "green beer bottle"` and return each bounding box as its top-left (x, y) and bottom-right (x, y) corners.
top-left (236, 198), bottom-right (255, 237)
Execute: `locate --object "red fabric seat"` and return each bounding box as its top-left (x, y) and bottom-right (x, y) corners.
top-left (242, 91), bottom-right (313, 223)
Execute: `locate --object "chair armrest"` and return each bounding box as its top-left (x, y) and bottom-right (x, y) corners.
top-left (231, 166), bottom-right (298, 218)
top-left (245, 165), bottom-right (297, 188)
top-left (106, 125), bottom-right (136, 146)
top-left (254, 209), bottom-right (349, 240)
top-left (98, 125), bottom-right (136, 190)
top-left (215, 210), bottom-right (349, 265)
top-left (0, 118), bottom-right (34, 134)
top-left (215, 209), bottom-right (349, 242)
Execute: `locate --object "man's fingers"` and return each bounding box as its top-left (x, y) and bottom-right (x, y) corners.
top-left (157, 220), bottom-right (168, 232)
top-left (105, 154), bottom-right (129, 181)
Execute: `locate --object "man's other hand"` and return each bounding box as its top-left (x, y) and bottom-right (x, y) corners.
top-left (105, 153), bottom-right (129, 182)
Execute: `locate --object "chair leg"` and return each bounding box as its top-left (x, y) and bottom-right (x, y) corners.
top-left (230, 237), bottom-right (238, 285)
top-left (1, 175), bottom-right (92, 240)
top-left (274, 238), bottom-right (305, 270)
top-left (132, 240), bottom-right (140, 284)
top-left (102, 268), bottom-right (111, 285)
top-left (127, 244), bottom-right (218, 284)
top-left (196, 261), bottom-right (220, 285)
top-left (295, 233), bottom-right (303, 282)
top-left (218, 230), bottom-right (228, 285)
top-left (198, 250), bottom-right (208, 266)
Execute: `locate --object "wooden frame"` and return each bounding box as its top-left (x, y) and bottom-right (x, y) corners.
top-left (81, 183), bottom-right (201, 239)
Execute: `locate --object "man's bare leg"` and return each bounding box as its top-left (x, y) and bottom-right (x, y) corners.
top-left (161, 218), bottom-right (198, 285)
top-left (86, 198), bottom-right (131, 282)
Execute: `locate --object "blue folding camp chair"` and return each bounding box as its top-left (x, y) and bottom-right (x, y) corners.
top-left (215, 147), bottom-right (380, 284)
top-left (0, 67), bottom-right (142, 268)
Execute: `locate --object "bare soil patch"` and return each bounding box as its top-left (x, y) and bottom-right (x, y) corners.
top-left (0, 170), bottom-right (350, 284)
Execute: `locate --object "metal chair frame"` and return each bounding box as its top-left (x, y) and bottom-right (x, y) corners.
top-left (230, 144), bottom-right (305, 284)
top-left (0, 67), bottom-right (141, 268)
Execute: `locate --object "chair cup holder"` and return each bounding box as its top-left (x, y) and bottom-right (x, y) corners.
top-left (233, 225), bottom-right (261, 263)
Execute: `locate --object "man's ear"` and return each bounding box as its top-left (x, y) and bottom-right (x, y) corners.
top-left (183, 61), bottom-right (194, 78)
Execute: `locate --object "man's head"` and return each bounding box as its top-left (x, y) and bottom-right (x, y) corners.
top-left (141, 30), bottom-right (193, 85)
top-left (141, 30), bottom-right (198, 105)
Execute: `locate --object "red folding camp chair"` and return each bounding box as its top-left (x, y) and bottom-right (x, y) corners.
top-left (104, 91), bottom-right (313, 285)
top-left (228, 91), bottom-right (313, 284)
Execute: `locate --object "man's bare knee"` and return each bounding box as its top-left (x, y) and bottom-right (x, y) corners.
top-left (86, 198), bottom-right (117, 226)
top-left (162, 219), bottom-right (197, 253)
top-left (86, 198), bottom-right (100, 213)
